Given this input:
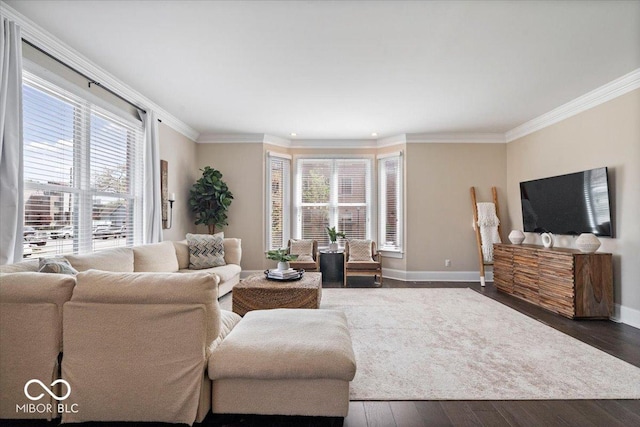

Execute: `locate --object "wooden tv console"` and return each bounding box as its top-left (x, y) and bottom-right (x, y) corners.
top-left (493, 244), bottom-right (613, 319)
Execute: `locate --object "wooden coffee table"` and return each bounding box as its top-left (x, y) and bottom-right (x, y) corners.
top-left (232, 272), bottom-right (322, 316)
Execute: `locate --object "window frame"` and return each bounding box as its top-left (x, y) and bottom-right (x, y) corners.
top-left (265, 151), bottom-right (292, 251)
top-left (21, 68), bottom-right (144, 257)
top-left (377, 151), bottom-right (404, 255)
top-left (293, 155), bottom-right (374, 248)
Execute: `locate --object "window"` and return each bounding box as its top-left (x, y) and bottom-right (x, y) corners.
top-left (295, 158), bottom-right (372, 247)
top-left (378, 152), bottom-right (403, 252)
top-left (22, 72), bottom-right (143, 258)
top-left (266, 153), bottom-right (291, 250)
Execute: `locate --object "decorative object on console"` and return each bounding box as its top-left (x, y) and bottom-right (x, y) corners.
top-left (266, 248), bottom-right (298, 271)
top-left (508, 230), bottom-right (525, 244)
top-left (541, 232), bottom-right (554, 248)
top-left (326, 226), bottom-right (346, 251)
top-left (189, 166), bottom-right (234, 234)
top-left (575, 232), bottom-right (601, 253)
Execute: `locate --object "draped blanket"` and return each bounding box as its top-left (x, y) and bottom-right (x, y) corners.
top-left (476, 202), bottom-right (501, 263)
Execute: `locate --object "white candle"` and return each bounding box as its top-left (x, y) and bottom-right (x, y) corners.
top-left (169, 193), bottom-right (176, 202)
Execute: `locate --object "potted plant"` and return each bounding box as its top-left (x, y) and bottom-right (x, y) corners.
top-left (266, 249), bottom-right (298, 271)
top-left (189, 166), bottom-right (234, 234)
top-left (326, 226), bottom-right (346, 252)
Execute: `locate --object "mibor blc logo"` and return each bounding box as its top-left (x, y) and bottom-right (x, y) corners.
top-left (16, 379), bottom-right (78, 415)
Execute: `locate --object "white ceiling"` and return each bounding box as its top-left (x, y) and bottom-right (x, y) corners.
top-left (4, 0), bottom-right (640, 141)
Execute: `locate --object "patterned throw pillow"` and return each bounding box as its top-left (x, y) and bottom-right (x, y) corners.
top-left (348, 239), bottom-right (373, 262)
top-left (39, 257), bottom-right (78, 275)
top-left (290, 239), bottom-right (314, 261)
top-left (187, 232), bottom-right (226, 269)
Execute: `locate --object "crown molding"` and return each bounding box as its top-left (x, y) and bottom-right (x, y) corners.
top-left (1, 2), bottom-right (200, 142)
top-left (197, 133), bottom-right (266, 143)
top-left (506, 68), bottom-right (640, 142)
top-left (377, 134), bottom-right (407, 148)
top-left (290, 139), bottom-right (379, 149)
top-left (406, 133), bottom-right (506, 143)
top-left (263, 134), bottom-right (292, 148)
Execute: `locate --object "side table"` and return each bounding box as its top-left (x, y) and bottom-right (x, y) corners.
top-left (320, 250), bottom-right (344, 284)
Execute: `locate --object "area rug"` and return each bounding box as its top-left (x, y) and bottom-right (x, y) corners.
top-left (317, 288), bottom-right (640, 400)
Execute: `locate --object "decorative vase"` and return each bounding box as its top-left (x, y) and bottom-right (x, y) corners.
top-left (277, 261), bottom-right (290, 271)
top-left (576, 233), bottom-right (601, 253)
top-left (329, 242), bottom-right (339, 252)
top-left (541, 232), bottom-right (554, 248)
top-left (508, 230), bottom-right (525, 245)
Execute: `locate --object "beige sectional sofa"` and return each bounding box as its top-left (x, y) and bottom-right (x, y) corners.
top-left (0, 238), bottom-right (242, 298)
top-left (0, 237), bottom-right (357, 425)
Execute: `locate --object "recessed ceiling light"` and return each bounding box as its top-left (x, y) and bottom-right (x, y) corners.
top-left (371, 132), bottom-right (378, 137)
top-left (290, 133), bottom-right (297, 137)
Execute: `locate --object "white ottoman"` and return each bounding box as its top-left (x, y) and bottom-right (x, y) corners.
top-left (208, 308), bottom-right (356, 419)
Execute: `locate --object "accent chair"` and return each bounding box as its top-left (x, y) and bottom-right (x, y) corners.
top-left (344, 239), bottom-right (382, 287)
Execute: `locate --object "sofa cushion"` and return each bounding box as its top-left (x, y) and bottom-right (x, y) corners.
top-left (0, 272), bottom-right (76, 351)
top-left (174, 240), bottom-right (190, 270)
top-left (72, 270), bottom-right (221, 348)
top-left (223, 238), bottom-right (242, 266)
top-left (65, 247), bottom-right (134, 272)
top-left (348, 239), bottom-right (373, 262)
top-left (39, 257), bottom-right (78, 275)
top-left (187, 233), bottom-right (226, 269)
top-left (208, 310), bottom-right (242, 354)
top-left (133, 241), bottom-right (179, 272)
top-left (178, 264), bottom-right (241, 284)
top-left (0, 259), bottom-right (39, 273)
top-left (346, 261), bottom-right (380, 270)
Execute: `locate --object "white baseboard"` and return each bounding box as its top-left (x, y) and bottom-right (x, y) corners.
top-left (383, 268), bottom-right (493, 283)
top-left (611, 304), bottom-right (640, 330)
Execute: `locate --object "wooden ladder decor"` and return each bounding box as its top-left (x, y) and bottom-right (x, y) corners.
top-left (470, 187), bottom-right (502, 287)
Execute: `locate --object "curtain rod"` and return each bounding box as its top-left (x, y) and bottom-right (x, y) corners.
top-left (22, 39), bottom-right (152, 117)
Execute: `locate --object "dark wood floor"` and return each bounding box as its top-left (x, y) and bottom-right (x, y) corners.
top-left (4, 278), bottom-right (639, 427)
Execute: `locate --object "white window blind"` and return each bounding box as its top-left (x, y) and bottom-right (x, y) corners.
top-left (378, 152), bottom-right (403, 252)
top-left (22, 72), bottom-right (143, 258)
top-left (266, 153), bottom-right (291, 250)
top-left (295, 158), bottom-right (372, 247)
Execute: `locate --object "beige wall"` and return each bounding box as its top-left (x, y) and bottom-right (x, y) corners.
top-left (506, 89), bottom-right (640, 318)
top-left (196, 143), bottom-right (265, 271)
top-left (405, 143), bottom-right (508, 273)
top-left (158, 123), bottom-right (199, 241)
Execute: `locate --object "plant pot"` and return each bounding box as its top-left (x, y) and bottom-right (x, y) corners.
top-left (329, 242), bottom-right (339, 252)
top-left (277, 261), bottom-right (290, 271)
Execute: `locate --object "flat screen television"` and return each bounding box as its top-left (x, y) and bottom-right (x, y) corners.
top-left (520, 167), bottom-right (613, 237)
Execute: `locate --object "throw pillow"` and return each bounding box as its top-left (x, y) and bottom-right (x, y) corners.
top-left (290, 239), bottom-right (314, 261)
top-left (39, 257), bottom-right (78, 275)
top-left (187, 232), bottom-right (226, 269)
top-left (289, 239), bottom-right (314, 256)
top-left (348, 239), bottom-right (373, 262)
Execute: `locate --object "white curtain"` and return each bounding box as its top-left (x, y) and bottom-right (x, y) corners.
top-left (0, 18), bottom-right (23, 264)
top-left (139, 110), bottom-right (163, 243)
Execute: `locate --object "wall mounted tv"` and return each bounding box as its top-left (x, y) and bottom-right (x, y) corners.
top-left (520, 167), bottom-right (613, 237)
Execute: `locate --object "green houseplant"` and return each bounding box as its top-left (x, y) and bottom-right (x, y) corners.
top-left (266, 249), bottom-right (298, 271)
top-left (326, 226), bottom-right (346, 251)
top-left (189, 166), bottom-right (234, 234)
